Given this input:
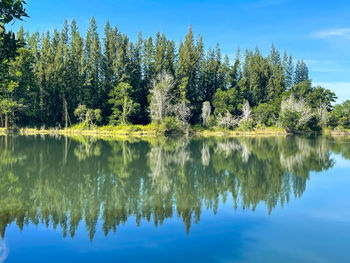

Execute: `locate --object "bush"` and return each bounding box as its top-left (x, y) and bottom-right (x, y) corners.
top-left (161, 116), bottom-right (181, 133)
top-left (129, 125), bottom-right (142, 132)
top-left (238, 119), bottom-right (255, 131)
top-left (254, 103), bottom-right (276, 126)
top-left (279, 95), bottom-right (317, 133)
top-left (279, 110), bottom-right (301, 133)
top-left (207, 115), bottom-right (216, 129)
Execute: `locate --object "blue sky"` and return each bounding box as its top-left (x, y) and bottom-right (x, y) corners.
top-left (11, 0), bottom-right (350, 103)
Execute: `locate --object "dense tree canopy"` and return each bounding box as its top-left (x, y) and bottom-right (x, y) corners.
top-left (0, 17), bottom-right (344, 132)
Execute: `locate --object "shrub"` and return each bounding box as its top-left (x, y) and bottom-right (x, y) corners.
top-left (279, 95), bottom-right (316, 133)
top-left (161, 116), bottom-right (181, 133)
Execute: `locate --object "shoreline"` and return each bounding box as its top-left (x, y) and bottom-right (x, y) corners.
top-left (1, 126), bottom-right (349, 138)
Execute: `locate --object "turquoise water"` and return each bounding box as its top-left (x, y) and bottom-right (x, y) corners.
top-left (0, 136), bottom-right (349, 262)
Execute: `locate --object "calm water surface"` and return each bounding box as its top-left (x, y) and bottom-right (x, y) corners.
top-left (0, 135), bottom-right (349, 262)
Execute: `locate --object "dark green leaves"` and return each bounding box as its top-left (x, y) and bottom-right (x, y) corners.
top-left (0, 0), bottom-right (28, 63)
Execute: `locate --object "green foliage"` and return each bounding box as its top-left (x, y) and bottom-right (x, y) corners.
top-left (238, 119), bottom-right (254, 131)
top-left (74, 104), bottom-right (87, 123)
top-left (73, 104), bottom-right (102, 128)
top-left (305, 86), bottom-right (337, 109)
top-left (254, 103), bottom-right (276, 126)
top-left (294, 60), bottom-right (309, 85)
top-left (279, 109), bottom-right (301, 132)
top-left (212, 88), bottom-right (242, 116)
top-left (0, 17), bottom-right (341, 133)
top-left (8, 46), bottom-right (39, 125)
top-left (0, 98), bottom-right (22, 128)
top-left (330, 100), bottom-right (350, 129)
top-left (161, 116), bottom-right (181, 133)
top-left (207, 115), bottom-right (216, 128)
top-left (0, 0), bottom-right (28, 64)
top-left (94, 109), bottom-right (102, 124)
top-left (278, 96), bottom-right (320, 133)
top-left (290, 80), bottom-right (312, 99)
top-left (109, 82), bottom-right (139, 125)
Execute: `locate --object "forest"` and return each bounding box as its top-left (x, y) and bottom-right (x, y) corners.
top-left (1, 1), bottom-right (350, 134)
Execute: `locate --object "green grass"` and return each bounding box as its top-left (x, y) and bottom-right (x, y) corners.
top-left (1, 125), bottom-right (349, 138)
top-left (192, 126), bottom-right (286, 137)
top-left (17, 123), bottom-right (167, 137)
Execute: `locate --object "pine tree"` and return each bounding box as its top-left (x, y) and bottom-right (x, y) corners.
top-left (142, 36), bottom-right (155, 87)
top-left (269, 44), bottom-right (281, 68)
top-left (115, 33), bottom-right (130, 83)
top-left (249, 48), bottom-right (270, 106)
top-left (128, 35), bottom-right (144, 123)
top-left (37, 31), bottom-right (54, 125)
top-left (177, 25), bottom-right (197, 101)
top-left (101, 21), bottom-right (118, 119)
top-left (267, 45), bottom-right (285, 101)
top-left (177, 26), bottom-right (202, 122)
top-left (68, 19), bottom-right (85, 120)
top-left (282, 52), bottom-right (294, 89)
top-left (1, 17), bottom-right (334, 130)
top-left (227, 48), bottom-right (241, 90)
top-left (154, 32), bottom-right (167, 76)
top-left (239, 49), bottom-right (252, 103)
top-left (84, 17), bottom-right (101, 108)
top-left (164, 40), bottom-right (176, 77)
top-left (294, 60), bottom-right (309, 85)
top-left (9, 35), bottom-right (40, 125)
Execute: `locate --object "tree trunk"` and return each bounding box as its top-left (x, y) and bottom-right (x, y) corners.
top-left (122, 97), bottom-right (127, 124)
top-left (5, 114), bottom-right (8, 130)
top-left (64, 98), bottom-right (68, 128)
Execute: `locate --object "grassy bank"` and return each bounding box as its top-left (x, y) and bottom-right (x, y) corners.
top-left (18, 124), bottom-right (166, 138)
top-left (3, 125), bottom-right (288, 137)
top-left (1, 125), bottom-right (349, 138)
top-left (323, 128), bottom-right (350, 136)
top-left (192, 126), bottom-right (287, 137)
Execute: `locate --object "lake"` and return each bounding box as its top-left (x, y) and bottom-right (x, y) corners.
top-left (0, 135), bottom-right (349, 263)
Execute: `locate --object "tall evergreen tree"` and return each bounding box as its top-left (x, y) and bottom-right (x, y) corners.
top-left (294, 59), bottom-right (309, 85)
top-left (1, 17), bottom-right (339, 131)
top-left (154, 32), bottom-right (167, 76)
top-left (282, 52), bottom-right (294, 90)
top-left (67, 19), bottom-right (84, 121)
top-left (36, 31), bottom-right (54, 125)
top-left (177, 25), bottom-right (198, 102)
top-left (84, 17), bottom-right (101, 108)
top-left (164, 40), bottom-right (176, 77)
top-left (101, 21), bottom-right (118, 119)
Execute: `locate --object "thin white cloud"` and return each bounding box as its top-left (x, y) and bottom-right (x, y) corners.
top-left (312, 28), bottom-right (350, 40)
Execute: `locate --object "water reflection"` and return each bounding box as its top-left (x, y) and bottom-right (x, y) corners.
top-left (0, 240), bottom-right (8, 263)
top-left (0, 135), bottom-right (347, 241)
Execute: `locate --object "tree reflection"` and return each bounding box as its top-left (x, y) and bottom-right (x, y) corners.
top-left (0, 135), bottom-right (347, 240)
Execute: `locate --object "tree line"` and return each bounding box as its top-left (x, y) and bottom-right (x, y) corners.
top-left (1, 10), bottom-right (349, 132)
